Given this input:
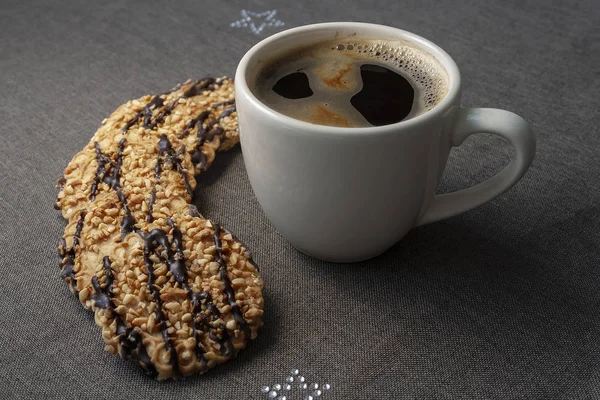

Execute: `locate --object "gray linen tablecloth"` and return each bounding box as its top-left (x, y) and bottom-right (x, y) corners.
top-left (1, 0), bottom-right (599, 398)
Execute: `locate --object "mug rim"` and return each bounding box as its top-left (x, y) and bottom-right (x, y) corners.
top-left (235, 22), bottom-right (461, 135)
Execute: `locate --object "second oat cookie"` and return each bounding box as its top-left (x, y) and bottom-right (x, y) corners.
top-left (55, 77), bottom-right (264, 380)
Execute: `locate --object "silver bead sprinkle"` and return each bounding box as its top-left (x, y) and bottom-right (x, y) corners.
top-left (323, 383), bottom-right (331, 390)
top-left (310, 383), bottom-right (319, 390)
top-left (268, 390), bottom-right (278, 399)
top-left (299, 383), bottom-right (308, 390)
top-left (313, 389), bottom-right (322, 397)
top-left (261, 386), bottom-right (270, 393)
top-left (298, 376), bottom-right (306, 383)
top-left (304, 396), bottom-right (313, 400)
top-left (273, 384), bottom-right (282, 391)
top-left (286, 376), bottom-right (294, 383)
top-left (283, 384), bottom-right (291, 391)
top-left (291, 369), bottom-right (300, 376)
top-left (277, 397), bottom-right (287, 400)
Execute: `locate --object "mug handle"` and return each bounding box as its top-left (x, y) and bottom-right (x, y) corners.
top-left (417, 107), bottom-right (536, 226)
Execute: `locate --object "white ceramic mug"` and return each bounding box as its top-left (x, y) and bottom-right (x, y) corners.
top-left (235, 22), bottom-right (536, 262)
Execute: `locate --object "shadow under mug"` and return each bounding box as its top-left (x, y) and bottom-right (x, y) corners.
top-left (235, 22), bottom-right (536, 262)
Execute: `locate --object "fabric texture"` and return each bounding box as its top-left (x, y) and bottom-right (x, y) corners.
top-left (1, 0), bottom-right (599, 398)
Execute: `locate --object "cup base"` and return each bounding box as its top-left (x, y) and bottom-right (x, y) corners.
top-left (293, 244), bottom-right (392, 263)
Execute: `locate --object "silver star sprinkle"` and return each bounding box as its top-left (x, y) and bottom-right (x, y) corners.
top-left (230, 9), bottom-right (285, 35)
top-left (260, 368), bottom-right (331, 399)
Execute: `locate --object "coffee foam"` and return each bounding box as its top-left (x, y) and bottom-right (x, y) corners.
top-left (252, 39), bottom-right (449, 127)
top-left (343, 40), bottom-right (448, 112)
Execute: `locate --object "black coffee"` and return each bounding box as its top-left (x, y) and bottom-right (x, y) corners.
top-left (251, 39), bottom-right (449, 128)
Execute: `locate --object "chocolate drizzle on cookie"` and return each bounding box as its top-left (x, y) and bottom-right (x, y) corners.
top-left (140, 218), bottom-right (242, 368)
top-left (151, 79), bottom-right (219, 130)
top-left (91, 140), bottom-right (140, 240)
top-left (91, 257), bottom-right (157, 378)
top-left (179, 99), bottom-right (235, 138)
top-left (143, 228), bottom-right (182, 378)
top-left (187, 99), bottom-right (236, 169)
top-left (91, 142), bottom-right (110, 202)
top-left (178, 110), bottom-right (210, 140)
top-left (203, 102), bottom-right (236, 146)
top-left (143, 78), bottom-right (221, 131)
top-left (166, 218), bottom-right (240, 363)
top-left (189, 292), bottom-right (211, 368)
top-left (183, 77), bottom-right (218, 98)
top-left (213, 223), bottom-right (251, 339)
top-left (166, 220), bottom-right (213, 363)
top-left (122, 78), bottom-right (223, 134)
top-left (59, 210), bottom-right (86, 293)
top-left (122, 95), bottom-right (165, 133)
top-left (54, 178), bottom-right (68, 209)
top-left (216, 105), bottom-right (236, 120)
top-left (146, 129), bottom-right (198, 223)
top-left (190, 114), bottom-right (211, 169)
top-left (90, 256), bottom-right (114, 309)
top-left (56, 177), bottom-right (67, 192)
top-left (158, 134), bottom-right (193, 196)
top-left (103, 139), bottom-right (125, 190)
top-left (140, 219), bottom-right (238, 368)
top-left (202, 105), bottom-right (236, 146)
top-left (165, 218), bottom-right (189, 286)
top-left (146, 157), bottom-right (162, 223)
top-left (123, 78), bottom-right (233, 174)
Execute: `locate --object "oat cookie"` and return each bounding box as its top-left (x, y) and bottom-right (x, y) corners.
top-left (55, 77), bottom-right (263, 380)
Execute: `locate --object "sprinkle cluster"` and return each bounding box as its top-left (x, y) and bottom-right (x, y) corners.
top-left (261, 369), bottom-right (332, 400)
top-left (230, 9), bottom-right (285, 35)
